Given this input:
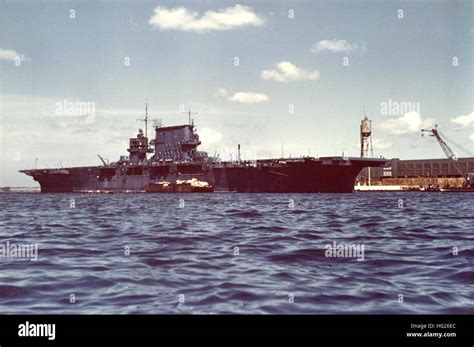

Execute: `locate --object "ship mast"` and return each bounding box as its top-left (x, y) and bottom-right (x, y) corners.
top-left (145, 103), bottom-right (148, 138)
top-left (186, 109), bottom-right (197, 126)
top-left (137, 103), bottom-right (149, 138)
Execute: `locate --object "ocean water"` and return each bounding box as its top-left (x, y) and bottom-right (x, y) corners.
top-left (0, 192), bottom-right (473, 314)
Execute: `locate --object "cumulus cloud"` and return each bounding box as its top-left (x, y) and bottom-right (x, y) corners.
top-left (199, 127), bottom-right (223, 143)
top-left (372, 138), bottom-right (393, 150)
top-left (355, 138), bottom-right (392, 151)
top-left (381, 112), bottom-right (433, 134)
top-left (213, 88), bottom-right (229, 98)
top-left (0, 48), bottom-right (27, 62)
top-left (228, 92), bottom-right (269, 103)
top-left (260, 61), bottom-right (320, 82)
top-left (311, 39), bottom-right (366, 55)
top-left (214, 89), bottom-right (269, 103)
top-left (451, 112), bottom-right (474, 127)
top-left (148, 4), bottom-right (265, 32)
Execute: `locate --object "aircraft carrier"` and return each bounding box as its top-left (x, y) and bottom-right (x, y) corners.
top-left (20, 109), bottom-right (386, 193)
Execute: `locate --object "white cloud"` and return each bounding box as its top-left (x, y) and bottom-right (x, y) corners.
top-left (213, 88), bottom-right (229, 98)
top-left (451, 112), bottom-right (474, 127)
top-left (199, 128), bottom-right (223, 143)
top-left (214, 88), bottom-right (269, 103)
top-left (84, 114), bottom-right (95, 125)
top-left (381, 112), bottom-right (433, 134)
top-left (0, 48), bottom-right (27, 62)
top-left (148, 4), bottom-right (265, 32)
top-left (311, 39), bottom-right (366, 55)
top-left (228, 92), bottom-right (269, 103)
top-left (372, 138), bottom-right (393, 149)
top-left (353, 138), bottom-right (392, 151)
top-left (261, 61), bottom-right (320, 82)
top-left (470, 134), bottom-right (474, 142)
top-left (97, 108), bottom-right (146, 117)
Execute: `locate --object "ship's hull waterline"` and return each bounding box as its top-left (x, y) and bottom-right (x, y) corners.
top-left (21, 157), bottom-right (386, 193)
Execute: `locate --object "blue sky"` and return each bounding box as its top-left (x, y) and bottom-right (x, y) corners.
top-left (0, 0), bottom-right (473, 186)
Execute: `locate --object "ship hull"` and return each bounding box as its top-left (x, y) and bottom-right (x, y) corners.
top-left (21, 157), bottom-right (385, 193)
top-left (223, 159), bottom-right (366, 193)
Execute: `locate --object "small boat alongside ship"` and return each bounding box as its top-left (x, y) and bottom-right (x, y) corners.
top-left (145, 179), bottom-right (214, 193)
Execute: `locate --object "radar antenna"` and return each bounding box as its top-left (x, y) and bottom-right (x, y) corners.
top-left (183, 109), bottom-right (198, 126)
top-left (137, 103), bottom-right (150, 138)
top-left (137, 103), bottom-right (160, 137)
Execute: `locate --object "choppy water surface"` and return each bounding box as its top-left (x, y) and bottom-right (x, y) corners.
top-left (0, 192), bottom-right (473, 314)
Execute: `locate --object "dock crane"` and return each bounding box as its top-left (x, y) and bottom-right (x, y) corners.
top-left (421, 125), bottom-right (473, 187)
